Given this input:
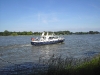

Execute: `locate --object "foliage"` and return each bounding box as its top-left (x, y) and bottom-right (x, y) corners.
top-left (54, 31), bottom-right (71, 35)
top-left (89, 31), bottom-right (99, 34)
top-left (3, 30), bottom-right (10, 36)
top-left (33, 32), bottom-right (42, 35)
top-left (0, 30), bottom-right (100, 36)
top-left (0, 30), bottom-right (33, 36)
top-left (11, 32), bottom-right (18, 36)
top-left (34, 55), bottom-right (100, 75)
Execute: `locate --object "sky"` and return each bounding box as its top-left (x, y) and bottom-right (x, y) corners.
top-left (0, 0), bottom-right (100, 32)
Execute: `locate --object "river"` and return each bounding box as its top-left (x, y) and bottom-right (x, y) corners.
top-left (0, 34), bottom-right (100, 68)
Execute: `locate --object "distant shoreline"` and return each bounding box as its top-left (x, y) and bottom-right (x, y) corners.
top-left (0, 30), bottom-right (100, 36)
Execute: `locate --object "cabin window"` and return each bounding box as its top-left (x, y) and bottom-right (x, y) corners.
top-left (43, 37), bottom-right (46, 40)
top-left (49, 37), bottom-right (54, 39)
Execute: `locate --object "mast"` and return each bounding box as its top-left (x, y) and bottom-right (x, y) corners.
top-left (46, 32), bottom-right (49, 36)
top-left (41, 32), bottom-right (45, 36)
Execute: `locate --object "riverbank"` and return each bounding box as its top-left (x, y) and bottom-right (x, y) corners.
top-left (0, 54), bottom-right (100, 75)
top-left (41, 54), bottom-right (100, 75)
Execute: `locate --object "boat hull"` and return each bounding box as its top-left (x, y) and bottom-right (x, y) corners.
top-left (31, 39), bottom-right (65, 46)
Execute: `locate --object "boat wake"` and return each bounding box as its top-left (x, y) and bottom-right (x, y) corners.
top-left (0, 44), bottom-right (32, 50)
top-left (20, 44), bottom-right (32, 47)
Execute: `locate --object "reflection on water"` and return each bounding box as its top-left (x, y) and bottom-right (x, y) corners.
top-left (0, 35), bottom-right (100, 68)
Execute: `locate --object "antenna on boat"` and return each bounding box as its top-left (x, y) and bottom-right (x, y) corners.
top-left (47, 32), bottom-right (49, 36)
top-left (41, 32), bottom-right (45, 36)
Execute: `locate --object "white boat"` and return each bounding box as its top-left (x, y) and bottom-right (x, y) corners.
top-left (31, 32), bottom-right (65, 46)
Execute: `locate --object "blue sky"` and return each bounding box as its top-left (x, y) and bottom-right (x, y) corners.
top-left (0, 0), bottom-right (100, 32)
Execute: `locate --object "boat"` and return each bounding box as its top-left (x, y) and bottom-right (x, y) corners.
top-left (31, 32), bottom-right (65, 46)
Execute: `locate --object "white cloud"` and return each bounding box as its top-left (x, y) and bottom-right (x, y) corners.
top-left (42, 19), bottom-right (48, 24)
top-left (37, 12), bottom-right (59, 25)
top-left (51, 17), bottom-right (59, 22)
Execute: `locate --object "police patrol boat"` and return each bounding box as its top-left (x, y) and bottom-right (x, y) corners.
top-left (31, 32), bottom-right (65, 46)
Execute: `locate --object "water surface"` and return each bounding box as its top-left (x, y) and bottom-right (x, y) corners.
top-left (0, 34), bottom-right (100, 68)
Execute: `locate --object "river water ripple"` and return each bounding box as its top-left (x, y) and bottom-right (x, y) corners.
top-left (0, 34), bottom-right (100, 68)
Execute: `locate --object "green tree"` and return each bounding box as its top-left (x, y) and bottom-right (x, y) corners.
top-left (0, 32), bottom-right (3, 36)
top-left (11, 32), bottom-right (18, 36)
top-left (33, 32), bottom-right (41, 35)
top-left (94, 31), bottom-right (99, 34)
top-left (3, 30), bottom-right (10, 36)
top-left (89, 31), bottom-right (94, 34)
top-left (27, 31), bottom-right (33, 35)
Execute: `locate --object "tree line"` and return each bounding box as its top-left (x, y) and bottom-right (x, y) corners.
top-left (0, 30), bottom-right (100, 36)
top-left (0, 30), bottom-right (33, 36)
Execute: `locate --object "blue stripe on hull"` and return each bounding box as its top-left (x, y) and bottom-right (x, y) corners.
top-left (31, 39), bottom-right (64, 46)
